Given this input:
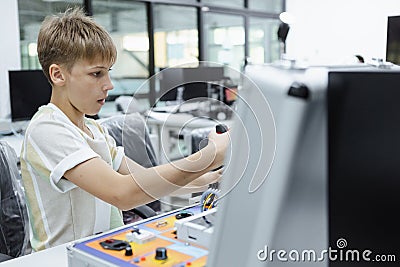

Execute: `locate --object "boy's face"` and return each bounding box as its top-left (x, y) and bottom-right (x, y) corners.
top-left (64, 59), bottom-right (114, 116)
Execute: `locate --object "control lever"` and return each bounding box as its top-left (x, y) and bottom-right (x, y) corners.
top-left (215, 124), bottom-right (228, 134)
top-left (212, 124), bottom-right (228, 172)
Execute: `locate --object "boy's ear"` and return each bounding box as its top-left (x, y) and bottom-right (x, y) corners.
top-left (49, 64), bottom-right (65, 86)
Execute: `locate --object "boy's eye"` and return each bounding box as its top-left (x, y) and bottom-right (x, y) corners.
top-left (91, 68), bottom-right (111, 77)
top-left (92, 71), bottom-right (101, 77)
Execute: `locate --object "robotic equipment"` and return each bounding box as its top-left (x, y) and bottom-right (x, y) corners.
top-left (208, 63), bottom-right (329, 267)
top-left (67, 62), bottom-right (400, 266)
top-left (208, 62), bottom-right (400, 267)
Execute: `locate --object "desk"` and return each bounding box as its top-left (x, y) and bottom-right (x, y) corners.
top-left (145, 111), bottom-right (220, 164)
top-left (0, 244), bottom-right (67, 267)
top-left (0, 205), bottom-right (207, 267)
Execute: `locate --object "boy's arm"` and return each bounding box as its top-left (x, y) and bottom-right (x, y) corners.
top-left (64, 131), bottom-right (228, 210)
top-left (169, 168), bottom-right (223, 196)
top-left (118, 156), bottom-right (223, 196)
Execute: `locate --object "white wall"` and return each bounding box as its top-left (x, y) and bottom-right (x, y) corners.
top-left (285, 0), bottom-right (400, 64)
top-left (0, 0), bottom-right (20, 122)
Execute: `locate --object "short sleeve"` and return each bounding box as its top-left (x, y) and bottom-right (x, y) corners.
top-left (25, 117), bottom-right (100, 193)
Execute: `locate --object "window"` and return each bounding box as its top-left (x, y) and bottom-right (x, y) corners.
top-left (203, 12), bottom-right (245, 83)
top-left (201, 0), bottom-right (244, 9)
top-left (17, 0), bottom-right (83, 70)
top-left (248, 0), bottom-right (283, 13)
top-left (249, 17), bottom-right (280, 64)
top-left (93, 0), bottom-right (149, 108)
top-left (16, 0), bottom-right (285, 108)
top-left (153, 5), bottom-right (198, 69)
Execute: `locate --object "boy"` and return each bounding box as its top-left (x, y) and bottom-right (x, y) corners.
top-left (20, 7), bottom-right (229, 252)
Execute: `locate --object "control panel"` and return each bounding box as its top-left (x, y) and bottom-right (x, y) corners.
top-left (67, 205), bottom-right (215, 267)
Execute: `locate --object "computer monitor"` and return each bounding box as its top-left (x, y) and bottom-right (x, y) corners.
top-left (9, 70), bottom-right (52, 122)
top-left (182, 66), bottom-right (224, 83)
top-left (157, 66), bottom-right (225, 103)
top-left (328, 70), bottom-right (400, 266)
top-left (158, 67), bottom-right (184, 102)
top-left (181, 82), bottom-right (208, 101)
top-left (208, 64), bottom-right (400, 267)
top-left (386, 15), bottom-right (400, 65)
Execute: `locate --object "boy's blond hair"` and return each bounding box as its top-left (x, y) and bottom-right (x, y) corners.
top-left (37, 7), bottom-right (117, 83)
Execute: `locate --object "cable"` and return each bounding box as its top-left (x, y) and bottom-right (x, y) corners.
top-left (200, 188), bottom-right (220, 226)
top-left (200, 188), bottom-right (220, 212)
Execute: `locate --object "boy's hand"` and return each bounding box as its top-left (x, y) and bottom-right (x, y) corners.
top-left (169, 168), bottom-right (224, 196)
top-left (191, 168), bottom-right (223, 187)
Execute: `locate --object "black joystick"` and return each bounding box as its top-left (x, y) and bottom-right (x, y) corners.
top-left (155, 247), bottom-right (168, 260)
top-left (125, 245), bottom-right (133, 256)
top-left (213, 124), bottom-right (228, 172)
top-left (216, 124), bottom-right (228, 134)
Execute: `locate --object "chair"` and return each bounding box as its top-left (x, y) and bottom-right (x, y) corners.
top-left (0, 141), bottom-right (29, 262)
top-left (99, 113), bottom-right (160, 222)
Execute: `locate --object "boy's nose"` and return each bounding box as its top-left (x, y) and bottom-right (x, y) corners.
top-left (103, 82), bottom-right (114, 91)
top-left (103, 76), bottom-right (114, 91)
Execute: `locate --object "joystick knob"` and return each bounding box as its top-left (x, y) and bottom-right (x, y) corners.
top-left (213, 124), bottom-right (228, 172)
top-left (155, 247), bottom-right (168, 260)
top-left (216, 124), bottom-right (228, 134)
top-left (125, 245), bottom-right (133, 256)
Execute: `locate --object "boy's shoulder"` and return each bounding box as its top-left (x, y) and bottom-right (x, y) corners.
top-left (28, 104), bottom-right (67, 128)
top-left (32, 103), bottom-right (55, 117)
top-left (27, 104), bottom-right (76, 135)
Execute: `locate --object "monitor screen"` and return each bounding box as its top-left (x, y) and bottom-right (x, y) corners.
top-left (157, 67), bottom-right (224, 103)
top-left (158, 68), bottom-right (184, 102)
top-left (182, 82), bottom-right (208, 101)
top-left (328, 71), bottom-right (400, 265)
top-left (9, 70), bottom-right (52, 122)
top-left (386, 15), bottom-right (400, 65)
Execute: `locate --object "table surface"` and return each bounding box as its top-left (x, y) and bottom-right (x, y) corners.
top-left (0, 244), bottom-right (68, 267)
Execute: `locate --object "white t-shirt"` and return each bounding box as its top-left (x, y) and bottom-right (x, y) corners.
top-left (20, 103), bottom-right (125, 251)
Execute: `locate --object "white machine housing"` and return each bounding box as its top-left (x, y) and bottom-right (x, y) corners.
top-left (208, 62), bottom-right (400, 267)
